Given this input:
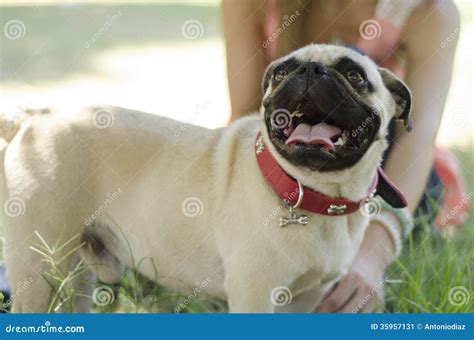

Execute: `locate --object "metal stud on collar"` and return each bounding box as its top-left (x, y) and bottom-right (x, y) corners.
top-left (327, 204), bottom-right (347, 215)
top-left (255, 136), bottom-right (265, 155)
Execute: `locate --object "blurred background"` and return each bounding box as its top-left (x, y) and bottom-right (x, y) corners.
top-left (0, 0), bottom-right (472, 146)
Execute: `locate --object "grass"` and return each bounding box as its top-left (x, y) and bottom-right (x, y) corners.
top-left (29, 232), bottom-right (88, 313)
top-left (95, 270), bottom-right (226, 313)
top-left (383, 146), bottom-right (474, 313)
top-left (384, 220), bottom-right (473, 313)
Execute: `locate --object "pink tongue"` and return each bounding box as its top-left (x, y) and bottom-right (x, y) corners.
top-left (285, 122), bottom-right (342, 150)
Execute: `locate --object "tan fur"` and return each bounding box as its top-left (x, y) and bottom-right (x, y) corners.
top-left (0, 45), bottom-right (401, 313)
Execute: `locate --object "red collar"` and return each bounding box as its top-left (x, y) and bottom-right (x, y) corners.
top-left (255, 133), bottom-right (381, 216)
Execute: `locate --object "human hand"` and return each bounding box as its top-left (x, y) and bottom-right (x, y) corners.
top-left (313, 221), bottom-right (397, 313)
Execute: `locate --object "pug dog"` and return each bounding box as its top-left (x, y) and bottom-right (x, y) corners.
top-left (0, 44), bottom-right (411, 313)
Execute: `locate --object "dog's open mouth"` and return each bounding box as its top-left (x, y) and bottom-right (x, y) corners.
top-left (284, 121), bottom-right (344, 151)
top-left (272, 111), bottom-right (372, 154)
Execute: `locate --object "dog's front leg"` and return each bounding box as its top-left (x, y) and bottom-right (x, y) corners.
top-left (221, 245), bottom-right (299, 313)
top-left (224, 272), bottom-right (277, 313)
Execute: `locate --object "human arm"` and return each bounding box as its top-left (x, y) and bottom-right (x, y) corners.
top-left (315, 0), bottom-right (460, 313)
top-left (222, 0), bottom-right (269, 121)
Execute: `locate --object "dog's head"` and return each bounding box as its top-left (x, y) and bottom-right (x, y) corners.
top-left (262, 44), bottom-right (411, 173)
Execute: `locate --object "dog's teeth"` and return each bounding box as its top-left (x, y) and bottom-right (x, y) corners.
top-left (334, 133), bottom-right (348, 147)
top-left (290, 111), bottom-right (303, 118)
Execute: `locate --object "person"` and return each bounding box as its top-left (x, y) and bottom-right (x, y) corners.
top-left (223, 0), bottom-right (463, 312)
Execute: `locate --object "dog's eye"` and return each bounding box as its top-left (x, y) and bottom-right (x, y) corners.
top-left (274, 69), bottom-right (287, 82)
top-left (346, 70), bottom-right (365, 84)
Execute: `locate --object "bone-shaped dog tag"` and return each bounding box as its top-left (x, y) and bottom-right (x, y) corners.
top-left (279, 206), bottom-right (309, 227)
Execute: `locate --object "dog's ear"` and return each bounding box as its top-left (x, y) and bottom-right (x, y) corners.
top-left (376, 168), bottom-right (408, 209)
top-left (379, 68), bottom-right (413, 132)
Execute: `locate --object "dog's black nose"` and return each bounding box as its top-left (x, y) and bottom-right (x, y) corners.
top-left (295, 62), bottom-right (327, 75)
